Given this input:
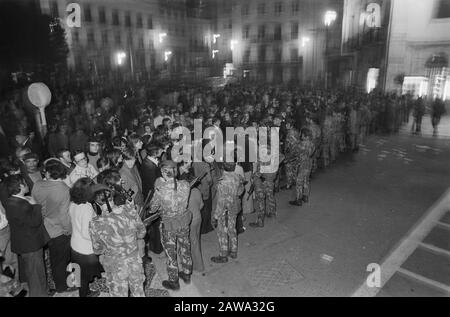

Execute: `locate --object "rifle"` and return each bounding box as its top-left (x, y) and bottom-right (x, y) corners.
top-left (138, 187), bottom-right (156, 220)
top-left (142, 209), bottom-right (161, 227)
top-left (247, 182), bottom-right (255, 200)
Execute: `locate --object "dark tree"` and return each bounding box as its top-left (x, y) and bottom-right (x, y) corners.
top-left (0, 1), bottom-right (69, 96)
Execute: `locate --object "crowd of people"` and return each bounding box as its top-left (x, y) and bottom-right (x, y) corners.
top-left (0, 80), bottom-right (431, 297)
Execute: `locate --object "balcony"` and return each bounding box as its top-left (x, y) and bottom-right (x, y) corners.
top-left (343, 27), bottom-right (387, 52)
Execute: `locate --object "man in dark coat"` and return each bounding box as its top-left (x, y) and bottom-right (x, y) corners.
top-left (4, 175), bottom-right (50, 297)
top-left (140, 143), bottom-right (164, 255)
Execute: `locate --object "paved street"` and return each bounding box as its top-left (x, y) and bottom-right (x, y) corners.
top-left (151, 116), bottom-right (450, 297)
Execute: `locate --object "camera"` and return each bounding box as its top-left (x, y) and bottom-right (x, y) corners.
top-left (107, 115), bottom-right (120, 126)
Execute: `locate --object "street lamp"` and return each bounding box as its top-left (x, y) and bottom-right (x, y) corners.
top-left (230, 40), bottom-right (238, 51)
top-left (323, 10), bottom-right (337, 89)
top-left (159, 32), bottom-right (167, 43)
top-left (301, 36), bottom-right (310, 47)
top-left (213, 34), bottom-right (221, 44)
top-left (164, 50), bottom-right (172, 62)
top-left (324, 10), bottom-right (337, 27)
top-left (116, 51), bottom-right (126, 66)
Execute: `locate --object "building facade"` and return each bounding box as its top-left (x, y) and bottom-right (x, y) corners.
top-left (340, 0), bottom-right (391, 92)
top-left (212, 0), bottom-right (343, 85)
top-left (385, 0), bottom-right (450, 99)
top-left (38, 0), bottom-right (214, 81)
top-left (341, 0), bottom-right (450, 99)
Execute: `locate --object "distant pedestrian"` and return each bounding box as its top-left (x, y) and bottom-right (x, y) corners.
top-left (431, 98), bottom-right (446, 136)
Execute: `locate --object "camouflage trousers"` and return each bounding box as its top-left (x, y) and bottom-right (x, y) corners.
top-left (311, 142), bottom-right (321, 174)
top-left (348, 133), bottom-right (359, 151)
top-left (160, 225), bottom-right (192, 282)
top-left (217, 212), bottom-right (238, 257)
top-left (295, 163), bottom-right (312, 201)
top-left (322, 141), bottom-right (330, 167)
top-left (254, 175), bottom-right (276, 222)
top-left (359, 125), bottom-right (368, 144)
top-left (336, 133), bottom-right (346, 153)
top-left (322, 138), bottom-right (337, 167)
top-left (285, 162), bottom-right (298, 187)
top-left (101, 254), bottom-right (145, 297)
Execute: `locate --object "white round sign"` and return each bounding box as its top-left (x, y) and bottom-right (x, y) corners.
top-left (27, 82), bottom-right (52, 109)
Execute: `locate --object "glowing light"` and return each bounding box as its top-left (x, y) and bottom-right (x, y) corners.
top-left (302, 36), bottom-right (310, 47)
top-left (164, 50), bottom-right (172, 62)
top-left (159, 32), bottom-right (167, 43)
top-left (366, 68), bottom-right (379, 93)
top-left (230, 40), bottom-right (238, 51)
top-left (324, 10), bottom-right (337, 27)
top-left (213, 34), bottom-right (221, 44)
top-left (116, 52), bottom-right (126, 65)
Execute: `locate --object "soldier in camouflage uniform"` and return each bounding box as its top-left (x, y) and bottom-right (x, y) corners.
top-left (89, 187), bottom-right (146, 297)
top-left (283, 120), bottom-right (301, 189)
top-left (149, 160), bottom-right (192, 291)
top-left (289, 128), bottom-right (315, 206)
top-left (306, 117), bottom-right (322, 174)
top-left (249, 143), bottom-right (278, 228)
top-left (347, 104), bottom-right (359, 152)
top-left (211, 162), bottom-right (244, 263)
top-left (322, 111), bottom-right (335, 167)
top-left (333, 111), bottom-right (346, 154)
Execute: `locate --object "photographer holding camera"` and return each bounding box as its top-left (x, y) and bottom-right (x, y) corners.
top-left (119, 147), bottom-right (143, 208)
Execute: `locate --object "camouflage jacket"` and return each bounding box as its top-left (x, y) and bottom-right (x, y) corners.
top-left (89, 203), bottom-right (146, 259)
top-left (284, 129), bottom-right (301, 159)
top-left (323, 115), bottom-right (334, 138)
top-left (214, 171), bottom-right (244, 219)
top-left (150, 177), bottom-right (190, 220)
top-left (297, 139), bottom-right (315, 169)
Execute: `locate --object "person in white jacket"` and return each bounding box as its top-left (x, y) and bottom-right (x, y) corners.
top-left (69, 178), bottom-right (101, 297)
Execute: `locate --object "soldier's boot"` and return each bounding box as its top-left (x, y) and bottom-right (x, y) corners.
top-left (228, 252), bottom-right (238, 259)
top-left (211, 256), bottom-right (228, 263)
top-left (178, 272), bottom-right (191, 285)
top-left (289, 200), bottom-right (302, 206)
top-left (162, 280), bottom-right (180, 291)
top-left (302, 196), bottom-right (309, 203)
